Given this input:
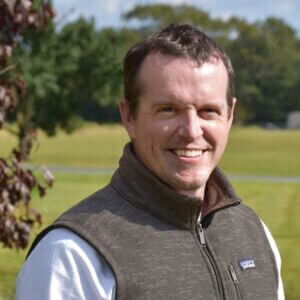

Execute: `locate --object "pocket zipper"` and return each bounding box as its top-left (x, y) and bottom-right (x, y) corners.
top-left (228, 265), bottom-right (244, 300)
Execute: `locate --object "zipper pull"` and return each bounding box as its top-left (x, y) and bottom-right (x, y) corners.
top-left (197, 222), bottom-right (206, 247)
top-left (228, 265), bottom-right (239, 284)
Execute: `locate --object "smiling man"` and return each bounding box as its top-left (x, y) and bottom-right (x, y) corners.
top-left (16, 24), bottom-right (284, 299)
top-left (121, 53), bottom-right (234, 199)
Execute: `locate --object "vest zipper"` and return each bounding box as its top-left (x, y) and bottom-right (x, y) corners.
top-left (196, 217), bottom-right (224, 300)
top-left (228, 265), bottom-right (244, 300)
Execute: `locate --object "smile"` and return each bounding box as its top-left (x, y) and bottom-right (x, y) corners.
top-left (172, 149), bottom-right (205, 158)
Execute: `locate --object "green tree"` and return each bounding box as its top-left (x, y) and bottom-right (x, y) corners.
top-left (228, 17), bottom-right (300, 124)
top-left (49, 19), bottom-right (140, 125)
top-left (123, 4), bottom-right (231, 38)
top-left (13, 17), bottom-right (141, 140)
top-left (13, 18), bottom-right (58, 156)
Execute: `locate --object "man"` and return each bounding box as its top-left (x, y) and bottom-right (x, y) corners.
top-left (16, 24), bottom-right (284, 299)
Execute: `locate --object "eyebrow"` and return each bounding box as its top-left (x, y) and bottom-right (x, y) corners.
top-left (151, 96), bottom-right (226, 110)
top-left (150, 98), bottom-right (182, 110)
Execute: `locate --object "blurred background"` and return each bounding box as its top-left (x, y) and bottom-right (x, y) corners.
top-left (0, 0), bottom-right (299, 299)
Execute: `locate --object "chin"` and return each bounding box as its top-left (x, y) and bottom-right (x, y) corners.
top-left (170, 176), bottom-right (208, 196)
top-left (179, 170), bottom-right (211, 184)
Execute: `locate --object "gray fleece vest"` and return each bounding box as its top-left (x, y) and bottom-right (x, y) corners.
top-left (28, 144), bottom-right (278, 300)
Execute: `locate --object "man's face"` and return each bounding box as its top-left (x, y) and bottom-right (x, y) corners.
top-left (120, 53), bottom-right (236, 198)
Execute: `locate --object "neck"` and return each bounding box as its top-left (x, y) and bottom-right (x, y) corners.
top-left (175, 185), bottom-right (206, 200)
top-left (111, 143), bottom-right (240, 229)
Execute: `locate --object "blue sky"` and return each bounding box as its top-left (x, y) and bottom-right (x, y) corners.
top-left (52, 0), bottom-right (300, 34)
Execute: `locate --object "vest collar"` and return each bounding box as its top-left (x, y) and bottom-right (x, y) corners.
top-left (111, 143), bottom-right (240, 230)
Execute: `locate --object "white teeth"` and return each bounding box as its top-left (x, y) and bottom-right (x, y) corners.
top-left (173, 149), bottom-right (203, 157)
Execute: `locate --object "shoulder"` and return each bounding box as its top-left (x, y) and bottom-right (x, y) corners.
top-left (28, 227), bottom-right (103, 260)
top-left (16, 228), bottom-right (116, 300)
top-left (23, 228), bottom-right (115, 277)
top-left (228, 203), bottom-right (269, 233)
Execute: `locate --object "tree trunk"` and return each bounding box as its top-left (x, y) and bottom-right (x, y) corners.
top-left (18, 122), bottom-right (35, 161)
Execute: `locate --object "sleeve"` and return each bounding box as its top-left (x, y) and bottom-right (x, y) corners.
top-left (15, 228), bottom-right (116, 300)
top-left (261, 221), bottom-right (285, 300)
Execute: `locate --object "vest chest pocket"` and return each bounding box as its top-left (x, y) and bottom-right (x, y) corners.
top-left (226, 261), bottom-right (277, 300)
top-left (228, 265), bottom-right (245, 300)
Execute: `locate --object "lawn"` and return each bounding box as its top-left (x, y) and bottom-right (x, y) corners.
top-left (1, 124), bottom-right (300, 176)
top-left (222, 126), bottom-right (300, 177)
top-left (0, 125), bottom-right (299, 299)
top-left (0, 124), bottom-right (129, 168)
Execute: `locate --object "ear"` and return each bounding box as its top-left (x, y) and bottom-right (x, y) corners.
top-left (228, 97), bottom-right (237, 127)
top-left (119, 98), bottom-right (136, 140)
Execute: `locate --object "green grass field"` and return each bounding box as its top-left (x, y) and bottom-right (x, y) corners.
top-left (1, 125), bottom-right (300, 176)
top-left (0, 125), bottom-right (299, 299)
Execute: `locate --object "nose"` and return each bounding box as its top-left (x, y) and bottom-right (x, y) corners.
top-left (178, 110), bottom-right (203, 142)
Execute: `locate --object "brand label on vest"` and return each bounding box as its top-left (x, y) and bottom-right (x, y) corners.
top-left (239, 259), bottom-right (255, 270)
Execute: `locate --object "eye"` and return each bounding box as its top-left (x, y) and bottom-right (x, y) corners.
top-left (205, 108), bottom-right (218, 114)
top-left (199, 107), bottom-right (220, 119)
top-left (161, 106), bottom-right (174, 112)
top-left (158, 105), bottom-right (176, 113)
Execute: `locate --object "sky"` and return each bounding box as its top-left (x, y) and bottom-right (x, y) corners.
top-left (52, 0), bottom-right (300, 34)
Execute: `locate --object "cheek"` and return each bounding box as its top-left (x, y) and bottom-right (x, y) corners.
top-left (216, 127), bottom-right (231, 151)
top-left (149, 120), bottom-right (175, 139)
top-left (205, 122), bottom-right (231, 146)
top-left (135, 121), bottom-right (164, 149)
top-left (161, 118), bottom-right (183, 137)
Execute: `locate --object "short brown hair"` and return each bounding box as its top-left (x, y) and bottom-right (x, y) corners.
top-left (123, 23), bottom-right (235, 117)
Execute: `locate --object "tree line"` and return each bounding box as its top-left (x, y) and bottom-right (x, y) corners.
top-left (8, 3), bottom-right (300, 138)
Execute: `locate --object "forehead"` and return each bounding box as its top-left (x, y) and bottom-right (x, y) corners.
top-left (137, 53), bottom-right (228, 104)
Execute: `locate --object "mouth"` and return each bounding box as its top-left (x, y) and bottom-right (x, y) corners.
top-left (171, 149), bottom-right (207, 158)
